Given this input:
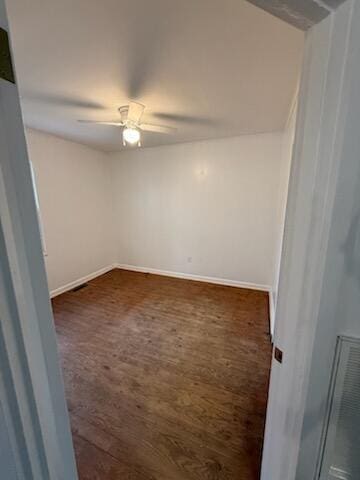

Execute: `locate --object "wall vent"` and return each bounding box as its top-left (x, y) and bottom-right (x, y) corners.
top-left (319, 336), bottom-right (360, 480)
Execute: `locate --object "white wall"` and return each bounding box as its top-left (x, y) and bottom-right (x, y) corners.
top-left (26, 129), bottom-right (292, 298)
top-left (271, 98), bottom-right (297, 332)
top-left (25, 129), bottom-right (115, 293)
top-left (110, 133), bottom-right (286, 290)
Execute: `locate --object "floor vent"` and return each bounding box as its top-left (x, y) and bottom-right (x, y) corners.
top-left (319, 336), bottom-right (360, 480)
top-left (71, 283), bottom-right (88, 292)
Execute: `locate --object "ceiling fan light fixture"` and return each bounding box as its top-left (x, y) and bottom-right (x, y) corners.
top-left (79, 102), bottom-right (176, 147)
top-left (123, 127), bottom-right (140, 145)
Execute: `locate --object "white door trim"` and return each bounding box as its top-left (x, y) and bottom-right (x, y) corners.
top-left (0, 5), bottom-right (78, 479)
top-left (261, 1), bottom-right (355, 479)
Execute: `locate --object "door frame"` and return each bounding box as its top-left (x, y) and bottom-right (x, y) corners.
top-left (0, 4), bottom-right (78, 479)
top-left (261, 1), bottom-right (355, 479)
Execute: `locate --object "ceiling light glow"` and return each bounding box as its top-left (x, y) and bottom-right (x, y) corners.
top-left (123, 127), bottom-right (140, 145)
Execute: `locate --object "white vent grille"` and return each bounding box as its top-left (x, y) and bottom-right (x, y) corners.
top-left (319, 337), bottom-right (360, 480)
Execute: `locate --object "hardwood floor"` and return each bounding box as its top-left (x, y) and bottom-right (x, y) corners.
top-left (52, 269), bottom-right (271, 480)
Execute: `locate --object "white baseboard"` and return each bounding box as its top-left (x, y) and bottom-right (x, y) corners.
top-left (116, 263), bottom-right (271, 292)
top-left (50, 264), bottom-right (116, 298)
top-left (50, 263), bottom-right (273, 338)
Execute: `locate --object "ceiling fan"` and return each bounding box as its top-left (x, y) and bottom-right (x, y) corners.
top-left (78, 101), bottom-right (176, 146)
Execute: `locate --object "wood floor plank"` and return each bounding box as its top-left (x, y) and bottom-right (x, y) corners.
top-left (52, 269), bottom-right (271, 479)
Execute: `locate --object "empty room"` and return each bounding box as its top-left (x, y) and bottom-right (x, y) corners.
top-left (4, 0), bottom-right (304, 479)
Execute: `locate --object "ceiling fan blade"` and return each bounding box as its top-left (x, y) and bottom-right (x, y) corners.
top-left (153, 112), bottom-right (218, 126)
top-left (78, 120), bottom-right (123, 126)
top-left (128, 102), bottom-right (145, 124)
top-left (140, 123), bottom-right (177, 134)
top-left (25, 93), bottom-right (105, 110)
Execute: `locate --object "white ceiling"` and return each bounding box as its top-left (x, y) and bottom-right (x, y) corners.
top-left (6, 0), bottom-right (303, 152)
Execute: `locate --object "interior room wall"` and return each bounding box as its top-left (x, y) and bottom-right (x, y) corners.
top-left (271, 97), bottom-right (297, 332)
top-left (26, 128), bottom-right (292, 302)
top-left (25, 129), bottom-right (115, 294)
top-left (110, 133), bottom-right (287, 291)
